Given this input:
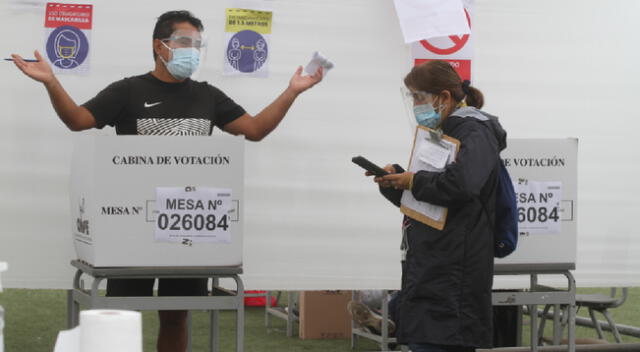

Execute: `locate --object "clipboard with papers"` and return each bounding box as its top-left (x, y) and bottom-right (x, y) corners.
top-left (400, 126), bottom-right (461, 230)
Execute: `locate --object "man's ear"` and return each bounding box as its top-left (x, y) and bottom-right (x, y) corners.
top-left (153, 39), bottom-right (165, 59)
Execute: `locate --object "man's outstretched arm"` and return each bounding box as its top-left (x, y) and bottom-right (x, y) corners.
top-left (223, 66), bottom-right (323, 141)
top-left (11, 50), bottom-right (96, 131)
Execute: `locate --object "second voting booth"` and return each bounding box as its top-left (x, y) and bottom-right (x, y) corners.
top-left (351, 138), bottom-right (579, 351)
top-left (495, 138), bottom-right (578, 351)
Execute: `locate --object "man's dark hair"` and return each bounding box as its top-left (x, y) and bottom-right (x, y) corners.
top-left (152, 10), bottom-right (204, 60)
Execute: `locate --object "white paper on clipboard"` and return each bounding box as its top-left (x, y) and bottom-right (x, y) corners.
top-left (401, 127), bottom-right (458, 223)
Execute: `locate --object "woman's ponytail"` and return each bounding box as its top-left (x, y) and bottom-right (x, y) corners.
top-left (462, 80), bottom-right (484, 109)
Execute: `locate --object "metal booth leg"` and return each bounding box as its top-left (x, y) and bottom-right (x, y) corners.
top-left (265, 290), bottom-right (272, 327)
top-left (210, 277), bottom-right (220, 352)
top-left (68, 269), bottom-right (83, 328)
top-left (552, 304), bottom-right (562, 345)
top-left (351, 291), bottom-right (358, 350)
top-left (234, 275), bottom-right (245, 352)
top-left (380, 290), bottom-right (390, 351)
top-left (565, 271), bottom-right (577, 352)
top-left (589, 308), bottom-right (605, 340)
top-left (530, 274), bottom-right (539, 352)
top-left (567, 302), bottom-right (577, 351)
top-left (67, 289), bottom-right (79, 328)
top-left (210, 308), bottom-right (220, 352)
top-left (287, 292), bottom-right (295, 337)
top-left (237, 300), bottom-right (245, 352)
top-left (537, 304), bottom-right (551, 345)
top-left (602, 309), bottom-right (623, 343)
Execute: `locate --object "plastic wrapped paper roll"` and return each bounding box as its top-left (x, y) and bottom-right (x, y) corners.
top-left (81, 310), bottom-right (142, 352)
top-left (54, 310), bottom-right (142, 352)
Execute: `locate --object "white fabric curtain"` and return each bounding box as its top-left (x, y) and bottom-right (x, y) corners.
top-left (0, 0), bottom-right (639, 289)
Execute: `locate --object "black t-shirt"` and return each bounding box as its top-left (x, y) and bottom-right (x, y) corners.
top-left (82, 73), bottom-right (246, 135)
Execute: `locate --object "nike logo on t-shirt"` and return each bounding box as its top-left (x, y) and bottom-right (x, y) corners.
top-left (144, 101), bottom-right (162, 108)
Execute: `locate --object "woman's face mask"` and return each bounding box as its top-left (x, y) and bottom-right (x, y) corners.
top-left (160, 41), bottom-right (200, 80)
top-left (413, 102), bottom-right (440, 128)
top-left (413, 94), bottom-right (445, 128)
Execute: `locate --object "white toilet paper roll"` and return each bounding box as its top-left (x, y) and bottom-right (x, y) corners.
top-left (53, 326), bottom-right (80, 352)
top-left (80, 310), bottom-right (142, 352)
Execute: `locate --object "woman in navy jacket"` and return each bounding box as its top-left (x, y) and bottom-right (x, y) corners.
top-left (373, 60), bottom-right (507, 352)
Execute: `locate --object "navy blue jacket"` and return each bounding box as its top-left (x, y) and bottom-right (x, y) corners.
top-left (380, 107), bottom-right (507, 348)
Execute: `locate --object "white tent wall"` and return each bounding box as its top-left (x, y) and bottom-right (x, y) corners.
top-left (0, 0), bottom-right (638, 290)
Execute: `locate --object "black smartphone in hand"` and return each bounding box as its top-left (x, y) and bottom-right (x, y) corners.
top-left (352, 155), bottom-right (389, 177)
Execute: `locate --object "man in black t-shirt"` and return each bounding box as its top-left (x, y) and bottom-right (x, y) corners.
top-left (83, 71), bottom-right (247, 136)
top-left (12, 10), bottom-right (323, 352)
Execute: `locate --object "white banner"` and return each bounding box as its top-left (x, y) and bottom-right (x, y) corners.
top-left (393, 0), bottom-right (469, 43)
top-left (2, 0), bottom-right (640, 289)
top-left (410, 0), bottom-right (473, 82)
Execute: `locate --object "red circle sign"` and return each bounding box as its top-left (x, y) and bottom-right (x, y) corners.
top-left (420, 9), bottom-right (471, 55)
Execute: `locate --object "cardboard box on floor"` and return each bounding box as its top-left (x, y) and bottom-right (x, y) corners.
top-left (299, 290), bottom-right (352, 339)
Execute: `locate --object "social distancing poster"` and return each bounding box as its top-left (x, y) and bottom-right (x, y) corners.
top-left (223, 8), bottom-right (273, 77)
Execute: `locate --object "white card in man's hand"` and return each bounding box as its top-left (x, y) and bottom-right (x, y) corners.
top-left (305, 51), bottom-right (334, 76)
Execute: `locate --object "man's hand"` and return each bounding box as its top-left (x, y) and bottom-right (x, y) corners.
top-left (11, 50), bottom-right (55, 85)
top-left (288, 66), bottom-right (323, 95)
top-left (10, 49), bottom-right (96, 131)
top-left (224, 65), bottom-right (324, 141)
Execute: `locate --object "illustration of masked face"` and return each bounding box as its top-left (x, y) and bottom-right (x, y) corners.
top-left (56, 33), bottom-right (78, 59)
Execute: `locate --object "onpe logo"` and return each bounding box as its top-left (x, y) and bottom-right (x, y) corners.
top-left (76, 198), bottom-right (90, 235)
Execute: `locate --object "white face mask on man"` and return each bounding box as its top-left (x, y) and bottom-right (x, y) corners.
top-left (158, 29), bottom-right (206, 80)
top-left (160, 41), bottom-right (200, 80)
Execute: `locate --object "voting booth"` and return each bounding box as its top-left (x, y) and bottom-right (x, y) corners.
top-left (494, 138), bottom-right (579, 351)
top-left (69, 135), bottom-right (245, 267)
top-left (497, 138), bottom-right (578, 270)
top-left (352, 138), bottom-right (580, 352)
top-left (68, 135), bottom-right (247, 351)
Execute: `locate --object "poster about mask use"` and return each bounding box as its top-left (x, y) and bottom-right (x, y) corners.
top-left (44, 2), bottom-right (93, 75)
top-left (223, 8), bottom-right (272, 77)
